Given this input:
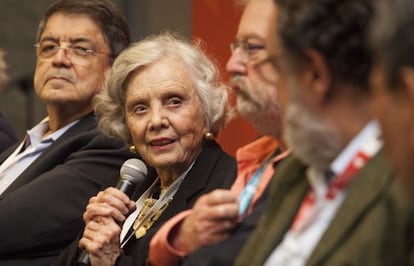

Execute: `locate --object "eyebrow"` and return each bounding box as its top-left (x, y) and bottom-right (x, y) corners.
top-left (39, 36), bottom-right (95, 44)
top-left (234, 35), bottom-right (266, 43)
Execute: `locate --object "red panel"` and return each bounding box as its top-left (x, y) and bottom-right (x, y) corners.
top-left (192, 0), bottom-right (259, 156)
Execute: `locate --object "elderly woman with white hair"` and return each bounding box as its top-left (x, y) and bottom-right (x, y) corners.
top-left (54, 32), bottom-right (237, 266)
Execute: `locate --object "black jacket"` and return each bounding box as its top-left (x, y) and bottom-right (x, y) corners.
top-left (0, 113), bottom-right (135, 266)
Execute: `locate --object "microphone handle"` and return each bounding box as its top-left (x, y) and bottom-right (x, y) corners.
top-left (116, 179), bottom-right (135, 196)
top-left (77, 248), bottom-right (90, 265)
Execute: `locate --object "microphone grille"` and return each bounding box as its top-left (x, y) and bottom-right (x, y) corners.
top-left (120, 158), bottom-right (148, 184)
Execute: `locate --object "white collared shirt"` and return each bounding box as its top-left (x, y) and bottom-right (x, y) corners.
top-left (0, 117), bottom-right (79, 195)
top-left (264, 120), bottom-right (382, 266)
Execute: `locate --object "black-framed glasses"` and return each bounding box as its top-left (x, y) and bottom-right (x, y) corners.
top-left (230, 40), bottom-right (267, 64)
top-left (34, 42), bottom-right (110, 65)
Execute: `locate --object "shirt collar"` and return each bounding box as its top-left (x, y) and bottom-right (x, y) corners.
top-left (236, 136), bottom-right (280, 164)
top-left (26, 117), bottom-right (80, 147)
top-left (330, 120), bottom-right (382, 177)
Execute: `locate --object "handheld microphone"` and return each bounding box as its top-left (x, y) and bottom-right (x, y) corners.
top-left (77, 158), bottom-right (148, 265)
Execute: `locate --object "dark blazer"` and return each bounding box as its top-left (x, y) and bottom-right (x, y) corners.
top-left (0, 113), bottom-right (135, 266)
top-left (0, 114), bottom-right (18, 153)
top-left (236, 151), bottom-right (414, 266)
top-left (54, 140), bottom-right (237, 266)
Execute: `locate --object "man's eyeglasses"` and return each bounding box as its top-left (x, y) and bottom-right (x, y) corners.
top-left (34, 42), bottom-right (111, 65)
top-left (230, 40), bottom-right (267, 64)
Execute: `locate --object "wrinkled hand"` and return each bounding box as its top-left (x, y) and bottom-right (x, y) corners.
top-left (173, 189), bottom-right (239, 253)
top-left (79, 187), bottom-right (136, 266)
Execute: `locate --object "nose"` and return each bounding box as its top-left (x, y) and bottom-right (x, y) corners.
top-left (149, 106), bottom-right (168, 130)
top-left (226, 48), bottom-right (247, 76)
top-left (52, 47), bottom-right (72, 66)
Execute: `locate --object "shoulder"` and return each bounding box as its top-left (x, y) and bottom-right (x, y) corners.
top-left (198, 140), bottom-right (236, 168)
top-left (54, 113), bottom-right (127, 151)
top-left (176, 142), bottom-right (236, 203)
top-left (197, 141), bottom-right (237, 183)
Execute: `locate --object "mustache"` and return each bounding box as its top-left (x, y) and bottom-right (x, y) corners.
top-left (229, 75), bottom-right (242, 88)
top-left (44, 70), bottom-right (75, 83)
top-left (230, 75), bottom-right (253, 101)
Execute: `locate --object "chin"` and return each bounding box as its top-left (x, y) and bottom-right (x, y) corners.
top-left (285, 103), bottom-right (341, 172)
top-left (149, 157), bottom-right (177, 169)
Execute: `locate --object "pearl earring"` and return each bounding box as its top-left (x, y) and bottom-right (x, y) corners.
top-left (204, 132), bottom-right (215, 141)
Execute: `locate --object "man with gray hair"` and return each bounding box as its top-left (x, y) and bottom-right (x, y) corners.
top-left (0, 0), bottom-right (133, 265)
top-left (236, 0), bottom-right (414, 265)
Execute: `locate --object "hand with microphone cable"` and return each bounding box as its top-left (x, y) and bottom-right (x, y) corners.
top-left (77, 159), bottom-right (147, 266)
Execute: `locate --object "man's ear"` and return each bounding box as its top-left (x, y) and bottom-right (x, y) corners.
top-left (400, 67), bottom-right (414, 102)
top-left (302, 49), bottom-right (331, 103)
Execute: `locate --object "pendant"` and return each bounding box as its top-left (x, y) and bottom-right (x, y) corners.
top-left (132, 190), bottom-right (172, 239)
top-left (135, 226), bottom-right (147, 239)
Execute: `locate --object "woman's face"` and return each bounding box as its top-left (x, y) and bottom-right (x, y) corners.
top-left (125, 57), bottom-right (208, 174)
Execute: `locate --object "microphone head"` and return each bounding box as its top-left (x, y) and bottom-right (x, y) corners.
top-left (120, 158), bottom-right (148, 185)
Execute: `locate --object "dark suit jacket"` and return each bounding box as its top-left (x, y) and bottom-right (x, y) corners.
top-left (53, 140), bottom-right (237, 266)
top-left (236, 151), bottom-right (414, 266)
top-left (0, 114), bottom-right (18, 153)
top-left (0, 113), bottom-right (135, 266)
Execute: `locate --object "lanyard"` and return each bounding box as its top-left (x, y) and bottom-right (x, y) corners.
top-left (238, 148), bottom-right (281, 215)
top-left (238, 163), bottom-right (267, 215)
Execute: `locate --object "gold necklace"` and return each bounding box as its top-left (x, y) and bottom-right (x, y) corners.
top-left (133, 189), bottom-right (171, 239)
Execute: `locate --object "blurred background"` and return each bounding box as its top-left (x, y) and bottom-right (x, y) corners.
top-left (0, 0), bottom-right (258, 155)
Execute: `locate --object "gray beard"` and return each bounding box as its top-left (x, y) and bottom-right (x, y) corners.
top-left (232, 76), bottom-right (282, 138)
top-left (284, 101), bottom-right (342, 173)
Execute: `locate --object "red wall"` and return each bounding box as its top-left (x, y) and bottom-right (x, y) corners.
top-left (192, 0), bottom-right (259, 156)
